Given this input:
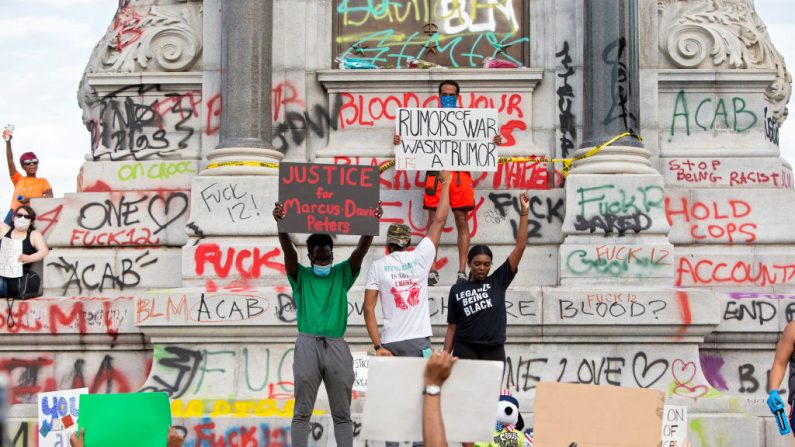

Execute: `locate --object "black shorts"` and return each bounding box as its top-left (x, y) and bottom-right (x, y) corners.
top-left (453, 340), bottom-right (505, 362)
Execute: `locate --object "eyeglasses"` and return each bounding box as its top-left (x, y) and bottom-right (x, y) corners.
top-left (14, 213), bottom-right (31, 220)
top-left (22, 160), bottom-right (38, 166)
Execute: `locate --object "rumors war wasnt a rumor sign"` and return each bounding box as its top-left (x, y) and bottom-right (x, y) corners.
top-left (395, 108), bottom-right (499, 171)
top-left (278, 162), bottom-right (380, 236)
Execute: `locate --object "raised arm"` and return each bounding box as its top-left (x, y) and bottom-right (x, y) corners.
top-left (5, 136), bottom-right (18, 178)
top-left (423, 351), bottom-right (456, 447)
top-left (273, 202), bottom-right (299, 279)
top-left (507, 192), bottom-right (530, 272)
top-left (426, 171), bottom-right (452, 247)
top-left (348, 201), bottom-right (383, 275)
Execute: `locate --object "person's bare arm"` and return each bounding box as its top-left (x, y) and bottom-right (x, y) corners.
top-left (42, 188), bottom-right (53, 198)
top-left (19, 231), bottom-right (49, 264)
top-left (69, 428), bottom-right (85, 447)
top-left (507, 192), bottom-right (530, 272)
top-left (348, 201), bottom-right (383, 275)
top-left (273, 202), bottom-right (299, 280)
top-left (426, 171), bottom-right (452, 248)
top-left (423, 351), bottom-right (457, 447)
top-left (5, 137), bottom-right (17, 178)
top-left (770, 321), bottom-right (795, 392)
top-left (364, 289), bottom-right (393, 356)
top-left (443, 323), bottom-right (456, 353)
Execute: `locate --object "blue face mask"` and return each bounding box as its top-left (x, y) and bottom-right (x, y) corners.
top-left (312, 264), bottom-right (332, 277)
top-left (440, 95), bottom-right (458, 108)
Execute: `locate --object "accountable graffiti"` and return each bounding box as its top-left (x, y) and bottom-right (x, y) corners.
top-left (676, 257), bottom-right (795, 287)
top-left (335, 0), bottom-right (527, 68)
top-left (669, 89), bottom-right (758, 137)
top-left (665, 196), bottom-right (756, 244)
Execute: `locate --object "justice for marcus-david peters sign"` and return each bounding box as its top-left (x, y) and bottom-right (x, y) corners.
top-left (395, 108), bottom-right (499, 172)
top-left (278, 162), bottom-right (380, 236)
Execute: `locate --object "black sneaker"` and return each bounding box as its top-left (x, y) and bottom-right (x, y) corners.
top-left (456, 271), bottom-right (468, 284)
top-left (428, 270), bottom-right (440, 286)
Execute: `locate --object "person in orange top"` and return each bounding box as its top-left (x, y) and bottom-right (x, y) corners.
top-left (4, 131), bottom-right (52, 225)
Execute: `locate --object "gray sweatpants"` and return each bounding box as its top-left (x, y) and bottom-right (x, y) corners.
top-left (292, 333), bottom-right (355, 447)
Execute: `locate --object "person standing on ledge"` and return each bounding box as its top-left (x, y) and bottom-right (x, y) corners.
top-left (768, 320), bottom-right (795, 443)
top-left (273, 201), bottom-right (382, 447)
top-left (394, 80), bottom-right (502, 286)
top-left (3, 128), bottom-right (52, 225)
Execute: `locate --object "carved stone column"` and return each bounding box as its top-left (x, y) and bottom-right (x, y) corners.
top-left (569, 0), bottom-right (655, 175)
top-left (203, 0), bottom-right (283, 175)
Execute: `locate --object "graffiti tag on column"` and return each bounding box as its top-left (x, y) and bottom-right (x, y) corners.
top-left (556, 42), bottom-right (577, 157)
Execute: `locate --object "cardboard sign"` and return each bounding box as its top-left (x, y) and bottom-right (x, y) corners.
top-left (278, 162), bottom-right (380, 236)
top-left (661, 405), bottom-right (688, 446)
top-left (534, 382), bottom-right (665, 447)
top-left (0, 237), bottom-right (22, 278)
top-left (395, 108), bottom-right (499, 171)
top-left (352, 352), bottom-right (369, 393)
top-left (38, 388), bottom-right (88, 447)
top-left (78, 392), bottom-right (171, 447)
top-left (362, 357), bottom-right (502, 442)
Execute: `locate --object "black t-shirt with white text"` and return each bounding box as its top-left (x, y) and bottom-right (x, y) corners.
top-left (447, 260), bottom-right (516, 346)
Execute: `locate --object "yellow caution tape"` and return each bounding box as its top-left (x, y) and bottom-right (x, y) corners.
top-left (206, 160), bottom-right (281, 170)
top-left (206, 132), bottom-right (642, 178)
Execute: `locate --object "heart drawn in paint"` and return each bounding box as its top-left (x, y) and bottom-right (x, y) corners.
top-left (674, 383), bottom-right (708, 399)
top-left (671, 359), bottom-right (697, 385)
top-left (633, 352), bottom-right (669, 388)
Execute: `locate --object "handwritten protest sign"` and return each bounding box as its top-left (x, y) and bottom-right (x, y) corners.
top-left (661, 405), bottom-right (688, 446)
top-left (278, 162), bottom-right (380, 236)
top-left (0, 237), bottom-right (22, 278)
top-left (394, 108), bottom-right (499, 171)
top-left (352, 352), bottom-right (369, 393)
top-left (38, 388), bottom-right (88, 447)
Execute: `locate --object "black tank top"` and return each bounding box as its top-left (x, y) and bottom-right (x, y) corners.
top-left (4, 228), bottom-right (35, 272)
top-left (788, 349), bottom-right (795, 402)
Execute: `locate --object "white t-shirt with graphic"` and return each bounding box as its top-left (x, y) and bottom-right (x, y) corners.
top-left (366, 237), bottom-right (436, 344)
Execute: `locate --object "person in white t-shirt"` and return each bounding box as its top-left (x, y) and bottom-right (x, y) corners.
top-left (364, 171), bottom-right (453, 358)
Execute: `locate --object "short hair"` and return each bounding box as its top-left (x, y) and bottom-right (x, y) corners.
top-left (438, 80), bottom-right (460, 96)
top-left (306, 233), bottom-right (333, 253)
top-left (467, 244), bottom-right (493, 263)
top-left (12, 205), bottom-right (37, 231)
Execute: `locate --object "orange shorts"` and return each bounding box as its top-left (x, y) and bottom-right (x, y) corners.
top-left (423, 171), bottom-right (474, 211)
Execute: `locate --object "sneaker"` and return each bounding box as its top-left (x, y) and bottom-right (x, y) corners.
top-left (428, 270), bottom-right (440, 286)
top-left (456, 271), bottom-right (468, 284)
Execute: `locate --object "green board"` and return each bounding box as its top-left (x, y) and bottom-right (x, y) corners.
top-left (78, 392), bottom-right (171, 447)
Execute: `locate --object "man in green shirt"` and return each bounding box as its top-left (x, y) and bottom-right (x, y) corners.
top-left (273, 202), bottom-right (381, 447)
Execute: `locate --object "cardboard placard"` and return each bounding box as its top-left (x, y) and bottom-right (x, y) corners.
top-left (362, 357), bottom-right (502, 442)
top-left (352, 352), bottom-right (369, 393)
top-left (395, 108), bottom-right (499, 171)
top-left (661, 405), bottom-right (688, 447)
top-left (0, 237), bottom-right (22, 278)
top-left (278, 162), bottom-right (380, 236)
top-left (533, 382), bottom-right (665, 447)
top-left (78, 392), bottom-right (171, 447)
top-left (37, 388), bottom-right (88, 447)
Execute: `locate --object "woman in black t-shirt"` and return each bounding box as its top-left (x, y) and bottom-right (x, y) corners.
top-left (443, 192), bottom-right (530, 362)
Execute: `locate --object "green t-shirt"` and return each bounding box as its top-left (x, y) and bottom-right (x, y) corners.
top-left (288, 260), bottom-right (357, 337)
